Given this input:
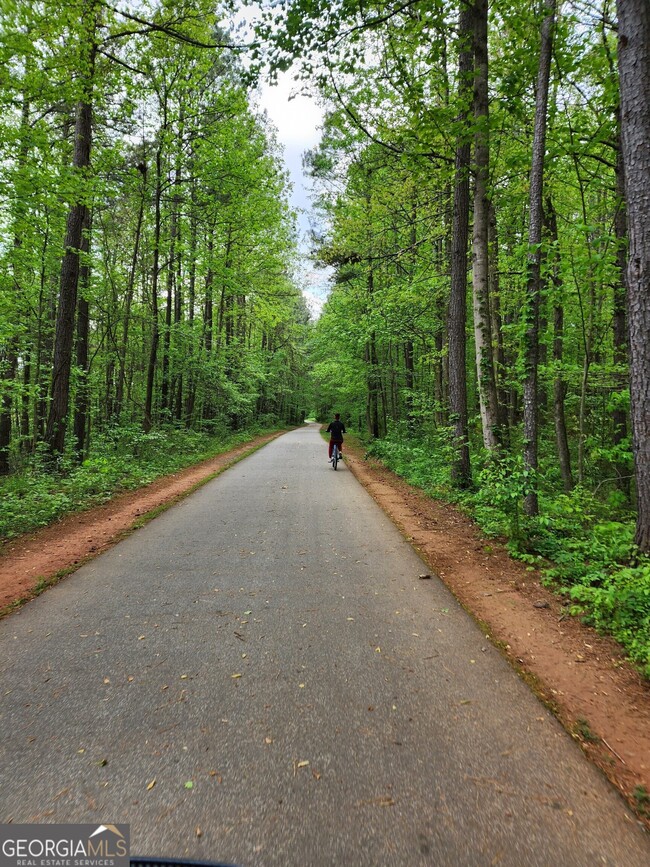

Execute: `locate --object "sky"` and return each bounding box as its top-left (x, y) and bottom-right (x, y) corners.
top-left (256, 74), bottom-right (332, 318)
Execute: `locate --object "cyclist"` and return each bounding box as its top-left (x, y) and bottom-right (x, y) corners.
top-left (326, 413), bottom-right (346, 462)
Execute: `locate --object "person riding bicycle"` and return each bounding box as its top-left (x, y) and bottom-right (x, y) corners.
top-left (327, 413), bottom-right (346, 461)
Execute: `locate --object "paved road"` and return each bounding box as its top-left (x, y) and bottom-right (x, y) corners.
top-left (1, 425), bottom-right (648, 866)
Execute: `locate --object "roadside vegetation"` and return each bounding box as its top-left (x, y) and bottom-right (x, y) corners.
top-left (362, 428), bottom-right (650, 678)
top-left (0, 425), bottom-right (280, 541)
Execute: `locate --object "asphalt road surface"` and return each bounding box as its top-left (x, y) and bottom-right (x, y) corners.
top-left (1, 424), bottom-right (648, 866)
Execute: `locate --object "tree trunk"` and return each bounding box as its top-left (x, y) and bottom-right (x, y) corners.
top-left (487, 201), bottom-right (509, 439)
top-left (144, 145), bottom-right (163, 432)
top-left (546, 197), bottom-right (573, 491)
top-left (45, 43), bottom-right (96, 455)
top-left (74, 209), bottom-right (92, 458)
top-left (447, 0), bottom-right (473, 487)
top-left (160, 185), bottom-right (177, 413)
top-left (472, 0), bottom-right (500, 451)
top-left (612, 131), bottom-right (630, 500)
top-left (366, 266), bottom-right (380, 439)
top-left (1, 84), bottom-right (32, 470)
top-left (522, 0), bottom-right (555, 516)
top-left (184, 182), bottom-right (198, 425)
top-left (0, 348), bottom-right (18, 475)
top-left (116, 164), bottom-right (146, 418)
top-left (617, 0), bottom-right (650, 551)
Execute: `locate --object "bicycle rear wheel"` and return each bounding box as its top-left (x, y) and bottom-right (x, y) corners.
top-left (332, 444), bottom-right (339, 470)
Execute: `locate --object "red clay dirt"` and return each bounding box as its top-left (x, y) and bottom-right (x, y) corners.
top-left (1, 430), bottom-right (649, 823)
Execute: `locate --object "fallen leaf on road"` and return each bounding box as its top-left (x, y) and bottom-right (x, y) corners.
top-left (265, 737), bottom-right (273, 744)
top-left (231, 673), bottom-right (242, 679)
top-left (138, 635), bottom-right (145, 640)
top-left (356, 796), bottom-right (396, 807)
top-left (147, 779), bottom-right (156, 790)
top-left (103, 677), bottom-right (110, 684)
top-left (419, 574), bottom-right (431, 580)
top-left (195, 827), bottom-right (202, 838)
top-left (184, 781), bottom-right (194, 789)
top-left (312, 770), bottom-right (322, 780)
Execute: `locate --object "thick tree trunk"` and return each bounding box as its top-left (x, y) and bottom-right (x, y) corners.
top-left (617, 0), bottom-right (650, 552)
top-left (45, 3), bottom-right (97, 456)
top-left (447, 1), bottom-right (473, 487)
top-left (522, 0), bottom-right (555, 516)
top-left (45, 98), bottom-right (94, 454)
top-left (472, 0), bottom-right (500, 451)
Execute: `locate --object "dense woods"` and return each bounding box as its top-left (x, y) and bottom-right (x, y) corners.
top-left (0, 0), bottom-right (309, 476)
top-left (1, 1), bottom-right (649, 669)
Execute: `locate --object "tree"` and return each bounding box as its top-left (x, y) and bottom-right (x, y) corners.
top-left (447, 0), bottom-right (473, 487)
top-left (45, 0), bottom-right (99, 456)
top-left (471, 0), bottom-right (500, 451)
top-left (522, 0), bottom-right (555, 517)
top-left (617, 0), bottom-right (650, 551)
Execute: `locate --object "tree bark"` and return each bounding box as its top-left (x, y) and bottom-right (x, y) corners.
top-left (45, 103), bottom-right (93, 455)
top-left (522, 0), bottom-right (555, 516)
top-left (447, 0), bottom-right (473, 487)
top-left (617, 0), bottom-right (650, 551)
top-left (45, 1), bottom-right (97, 456)
top-left (472, 0), bottom-right (500, 451)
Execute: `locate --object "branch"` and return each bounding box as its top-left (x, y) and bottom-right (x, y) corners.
top-left (101, 2), bottom-right (255, 51)
top-left (328, 67), bottom-right (451, 163)
top-left (98, 48), bottom-right (147, 76)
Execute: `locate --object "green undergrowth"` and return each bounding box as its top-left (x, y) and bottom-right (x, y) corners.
top-left (364, 426), bottom-right (650, 678)
top-left (0, 424), bottom-right (280, 543)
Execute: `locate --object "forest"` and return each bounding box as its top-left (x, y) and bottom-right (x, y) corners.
top-left (0, 1), bottom-right (649, 672)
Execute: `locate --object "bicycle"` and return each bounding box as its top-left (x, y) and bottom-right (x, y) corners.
top-left (331, 442), bottom-right (341, 470)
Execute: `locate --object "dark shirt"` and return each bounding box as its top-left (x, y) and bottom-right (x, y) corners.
top-left (327, 420), bottom-right (346, 441)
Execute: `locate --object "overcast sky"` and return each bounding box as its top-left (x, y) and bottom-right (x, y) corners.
top-left (256, 74), bottom-right (331, 317)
